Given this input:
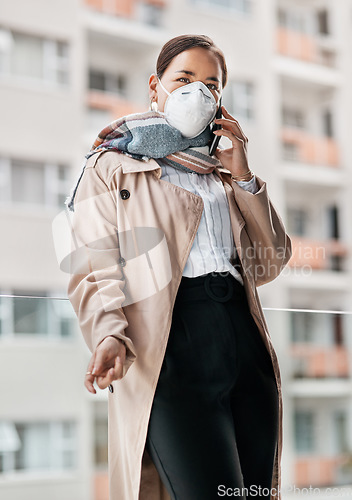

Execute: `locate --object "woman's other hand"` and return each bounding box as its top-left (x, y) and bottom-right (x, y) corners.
top-left (213, 106), bottom-right (251, 179)
top-left (85, 336), bottom-right (126, 394)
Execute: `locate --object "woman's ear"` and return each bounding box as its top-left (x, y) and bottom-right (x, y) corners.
top-left (148, 74), bottom-right (159, 101)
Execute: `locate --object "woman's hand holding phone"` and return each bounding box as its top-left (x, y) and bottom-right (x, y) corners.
top-left (209, 99), bottom-right (223, 156)
top-left (212, 106), bottom-right (252, 180)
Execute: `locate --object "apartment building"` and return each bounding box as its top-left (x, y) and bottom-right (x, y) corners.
top-left (270, 0), bottom-right (352, 490)
top-left (0, 1), bottom-right (352, 499)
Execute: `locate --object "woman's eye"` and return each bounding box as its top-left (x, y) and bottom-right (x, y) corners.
top-left (177, 77), bottom-right (190, 83)
top-left (207, 83), bottom-right (219, 91)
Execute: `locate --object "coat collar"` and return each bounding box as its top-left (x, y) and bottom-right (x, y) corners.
top-left (120, 154), bottom-right (233, 187)
top-left (121, 155), bottom-right (161, 175)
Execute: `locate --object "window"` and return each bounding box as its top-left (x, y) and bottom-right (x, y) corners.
top-left (13, 291), bottom-right (49, 335)
top-left (294, 411), bottom-right (315, 453)
top-left (190, 0), bottom-right (252, 14)
top-left (94, 404), bottom-right (108, 468)
top-left (0, 421), bottom-right (77, 473)
top-left (282, 142), bottom-right (299, 162)
top-left (290, 311), bottom-right (314, 343)
top-left (282, 107), bottom-right (305, 129)
top-left (322, 110), bottom-right (334, 138)
top-left (136, 2), bottom-right (164, 26)
top-left (223, 81), bottom-right (254, 121)
top-left (51, 298), bottom-right (78, 338)
top-left (287, 208), bottom-right (308, 236)
top-left (0, 27), bottom-right (69, 86)
top-left (277, 8), bottom-right (287, 27)
top-left (333, 314), bottom-right (343, 346)
top-left (89, 69), bottom-right (127, 96)
top-left (333, 412), bottom-right (348, 454)
top-left (0, 292), bottom-right (77, 339)
top-left (277, 8), bottom-right (307, 33)
top-left (326, 205), bottom-right (339, 239)
top-left (317, 9), bottom-right (330, 35)
top-left (12, 160), bottom-right (45, 205)
top-left (325, 204), bottom-right (343, 272)
top-left (0, 157), bottom-right (10, 203)
top-left (0, 157), bottom-right (71, 208)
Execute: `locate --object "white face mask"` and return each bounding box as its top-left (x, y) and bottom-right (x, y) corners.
top-left (158, 78), bottom-right (219, 138)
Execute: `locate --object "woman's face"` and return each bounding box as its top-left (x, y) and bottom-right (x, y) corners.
top-left (149, 47), bottom-right (223, 113)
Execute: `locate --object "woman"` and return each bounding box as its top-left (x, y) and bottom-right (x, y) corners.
top-left (65, 35), bottom-right (291, 500)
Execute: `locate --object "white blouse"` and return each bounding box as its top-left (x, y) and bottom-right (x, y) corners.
top-left (158, 160), bottom-right (259, 285)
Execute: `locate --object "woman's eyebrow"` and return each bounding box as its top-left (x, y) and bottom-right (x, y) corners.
top-left (175, 70), bottom-right (220, 82)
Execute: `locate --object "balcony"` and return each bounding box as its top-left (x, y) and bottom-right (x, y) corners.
top-left (95, 471), bottom-right (108, 500)
top-left (85, 91), bottom-right (145, 145)
top-left (276, 28), bottom-right (336, 68)
top-left (83, 0), bottom-right (168, 41)
top-left (281, 128), bottom-right (339, 167)
top-left (85, 0), bottom-right (167, 19)
top-left (288, 236), bottom-right (348, 272)
top-left (295, 456), bottom-right (352, 488)
top-left (87, 90), bottom-right (144, 120)
top-left (274, 29), bottom-right (341, 87)
top-left (85, 0), bottom-right (134, 17)
top-left (291, 344), bottom-right (349, 379)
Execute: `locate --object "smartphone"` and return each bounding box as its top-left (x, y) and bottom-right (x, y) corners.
top-left (209, 99), bottom-right (222, 156)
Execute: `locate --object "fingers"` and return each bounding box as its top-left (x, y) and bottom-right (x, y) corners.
top-left (84, 337), bottom-right (127, 393)
top-left (213, 127), bottom-right (246, 146)
top-left (84, 354), bottom-right (97, 394)
top-left (214, 147), bottom-right (227, 159)
top-left (92, 336), bottom-right (120, 376)
top-left (95, 355), bottom-right (124, 390)
top-left (215, 106), bottom-right (248, 143)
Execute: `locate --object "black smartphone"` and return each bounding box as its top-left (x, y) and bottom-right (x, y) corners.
top-left (209, 99), bottom-right (222, 156)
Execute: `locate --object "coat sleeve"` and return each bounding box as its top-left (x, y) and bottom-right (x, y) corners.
top-left (231, 175), bottom-right (292, 287)
top-left (66, 159), bottom-right (137, 373)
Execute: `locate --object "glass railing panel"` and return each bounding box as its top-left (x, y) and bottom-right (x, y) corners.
top-left (1, 298), bottom-right (352, 495)
top-left (264, 307), bottom-right (352, 493)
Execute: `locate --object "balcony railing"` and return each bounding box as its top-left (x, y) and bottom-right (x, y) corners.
top-left (95, 471), bottom-right (109, 500)
top-left (84, 0), bottom-right (167, 25)
top-left (87, 90), bottom-right (144, 121)
top-left (281, 127), bottom-right (339, 167)
top-left (1, 296), bottom-right (352, 493)
top-left (295, 456), bottom-right (352, 488)
top-left (288, 236), bottom-right (348, 272)
top-left (291, 344), bottom-right (349, 379)
top-left (276, 27), bottom-right (337, 68)
top-left (85, 0), bottom-right (134, 17)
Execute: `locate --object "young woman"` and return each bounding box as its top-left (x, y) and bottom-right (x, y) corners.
top-left (65, 34), bottom-right (291, 500)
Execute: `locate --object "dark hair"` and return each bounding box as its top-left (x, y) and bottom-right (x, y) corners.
top-left (156, 34), bottom-right (228, 88)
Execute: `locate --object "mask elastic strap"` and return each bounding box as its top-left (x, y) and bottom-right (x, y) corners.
top-left (157, 77), bottom-right (171, 96)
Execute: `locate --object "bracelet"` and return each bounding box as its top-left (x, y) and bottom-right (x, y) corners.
top-left (231, 169), bottom-right (254, 182)
top-left (231, 168), bottom-right (251, 178)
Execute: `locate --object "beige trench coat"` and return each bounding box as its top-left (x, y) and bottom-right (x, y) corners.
top-left (64, 150), bottom-right (292, 500)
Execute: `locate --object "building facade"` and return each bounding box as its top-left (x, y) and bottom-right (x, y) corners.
top-left (0, 0), bottom-right (352, 498)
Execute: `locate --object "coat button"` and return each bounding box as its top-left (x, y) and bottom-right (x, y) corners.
top-left (120, 189), bottom-right (130, 200)
top-left (109, 384), bottom-right (114, 393)
top-left (119, 257), bottom-right (126, 267)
